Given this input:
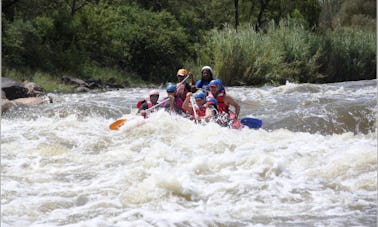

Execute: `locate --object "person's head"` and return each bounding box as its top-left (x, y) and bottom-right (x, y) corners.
top-left (194, 92), bottom-right (207, 105)
top-left (209, 79), bottom-right (221, 94)
top-left (149, 89), bottom-right (159, 104)
top-left (201, 66), bottom-right (213, 82)
top-left (206, 97), bottom-right (218, 109)
top-left (177, 69), bottom-right (188, 82)
top-left (166, 83), bottom-right (177, 94)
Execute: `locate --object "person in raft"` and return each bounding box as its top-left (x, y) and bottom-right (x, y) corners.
top-left (175, 68), bottom-right (197, 112)
top-left (195, 66), bottom-right (225, 92)
top-left (137, 89), bottom-right (160, 118)
top-left (162, 83), bottom-right (184, 115)
top-left (208, 79), bottom-right (240, 123)
top-left (195, 66), bottom-right (214, 92)
top-left (182, 92), bottom-right (218, 123)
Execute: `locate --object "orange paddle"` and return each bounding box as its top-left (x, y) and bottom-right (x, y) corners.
top-left (109, 119), bottom-right (127, 130)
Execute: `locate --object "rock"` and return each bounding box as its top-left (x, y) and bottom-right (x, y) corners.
top-left (23, 81), bottom-right (45, 96)
top-left (13, 97), bottom-right (49, 106)
top-left (1, 77), bottom-right (29, 100)
top-left (1, 96), bottom-right (51, 114)
top-left (1, 77), bottom-right (52, 114)
top-left (1, 90), bottom-right (6, 99)
top-left (62, 75), bottom-right (89, 87)
top-left (75, 86), bottom-right (90, 92)
top-left (86, 78), bottom-right (102, 89)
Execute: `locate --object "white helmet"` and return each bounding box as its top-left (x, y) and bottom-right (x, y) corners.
top-left (201, 66), bottom-right (213, 75)
top-left (149, 90), bottom-right (159, 96)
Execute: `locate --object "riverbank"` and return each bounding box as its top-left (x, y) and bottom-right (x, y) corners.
top-left (2, 68), bottom-right (152, 93)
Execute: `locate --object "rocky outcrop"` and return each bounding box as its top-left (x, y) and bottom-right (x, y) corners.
top-left (1, 77), bottom-right (52, 114)
top-left (61, 75), bottom-right (126, 91)
top-left (1, 77), bottom-right (29, 100)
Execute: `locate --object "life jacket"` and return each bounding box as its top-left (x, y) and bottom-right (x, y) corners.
top-left (136, 99), bottom-right (153, 109)
top-left (208, 89), bottom-right (228, 113)
top-left (196, 104), bottom-right (207, 117)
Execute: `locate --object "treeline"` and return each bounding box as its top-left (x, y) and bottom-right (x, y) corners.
top-left (2, 0), bottom-right (376, 89)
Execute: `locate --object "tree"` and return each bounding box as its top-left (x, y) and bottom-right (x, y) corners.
top-left (234, 0), bottom-right (239, 31)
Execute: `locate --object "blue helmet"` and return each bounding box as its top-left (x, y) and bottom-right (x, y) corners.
top-left (166, 84), bottom-right (177, 92)
top-left (194, 92), bottom-right (206, 100)
top-left (209, 79), bottom-right (224, 91)
top-left (209, 79), bottom-right (218, 87)
top-left (206, 97), bottom-right (218, 107)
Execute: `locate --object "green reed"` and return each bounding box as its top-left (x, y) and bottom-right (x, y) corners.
top-left (197, 20), bottom-right (376, 86)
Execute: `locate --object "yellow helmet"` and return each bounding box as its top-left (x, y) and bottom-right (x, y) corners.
top-left (177, 69), bottom-right (188, 76)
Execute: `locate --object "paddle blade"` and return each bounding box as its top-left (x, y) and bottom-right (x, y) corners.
top-left (240, 117), bottom-right (262, 129)
top-left (109, 119), bottom-right (127, 130)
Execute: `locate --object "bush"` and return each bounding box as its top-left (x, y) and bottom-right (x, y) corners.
top-left (196, 19), bottom-right (375, 86)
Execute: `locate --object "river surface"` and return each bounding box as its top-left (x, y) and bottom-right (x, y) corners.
top-left (1, 79), bottom-right (376, 226)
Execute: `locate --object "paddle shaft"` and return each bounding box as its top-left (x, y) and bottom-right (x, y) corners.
top-left (190, 96), bottom-right (198, 123)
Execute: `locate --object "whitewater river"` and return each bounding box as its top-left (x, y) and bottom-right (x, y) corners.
top-left (1, 79), bottom-right (376, 226)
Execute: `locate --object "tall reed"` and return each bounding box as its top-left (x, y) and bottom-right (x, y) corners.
top-left (196, 20), bottom-right (376, 86)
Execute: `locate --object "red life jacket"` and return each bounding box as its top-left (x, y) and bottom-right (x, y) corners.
top-left (196, 105), bottom-right (207, 117)
top-left (136, 100), bottom-right (153, 109)
top-left (208, 89), bottom-right (228, 113)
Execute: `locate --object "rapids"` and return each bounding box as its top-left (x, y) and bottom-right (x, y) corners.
top-left (1, 79), bottom-right (376, 226)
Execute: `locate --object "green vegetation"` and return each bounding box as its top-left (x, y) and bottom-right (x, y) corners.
top-left (2, 0), bottom-right (376, 91)
top-left (198, 19), bottom-right (376, 85)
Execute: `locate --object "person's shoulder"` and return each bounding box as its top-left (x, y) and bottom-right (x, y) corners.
top-left (140, 102), bottom-right (149, 109)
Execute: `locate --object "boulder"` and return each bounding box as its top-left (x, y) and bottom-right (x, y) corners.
top-left (1, 96), bottom-right (51, 114)
top-left (23, 81), bottom-right (45, 96)
top-left (86, 78), bottom-right (102, 89)
top-left (62, 75), bottom-right (89, 87)
top-left (1, 77), bottom-right (52, 114)
top-left (1, 77), bottom-right (29, 100)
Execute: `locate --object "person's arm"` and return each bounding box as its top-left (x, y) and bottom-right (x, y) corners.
top-left (182, 92), bottom-right (193, 114)
top-left (188, 72), bottom-right (198, 93)
top-left (195, 80), bottom-right (201, 89)
top-left (203, 105), bottom-right (216, 122)
top-left (137, 102), bottom-right (148, 118)
top-left (188, 72), bottom-right (195, 86)
top-left (225, 95), bottom-right (240, 119)
top-left (169, 94), bottom-right (175, 113)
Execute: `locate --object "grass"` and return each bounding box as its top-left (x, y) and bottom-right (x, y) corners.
top-left (2, 66), bottom-right (146, 93)
top-left (194, 20), bottom-right (376, 86)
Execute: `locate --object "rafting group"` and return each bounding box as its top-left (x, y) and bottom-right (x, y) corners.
top-left (109, 66), bottom-right (262, 130)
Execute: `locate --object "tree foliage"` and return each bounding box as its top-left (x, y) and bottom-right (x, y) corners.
top-left (1, 0), bottom-right (376, 85)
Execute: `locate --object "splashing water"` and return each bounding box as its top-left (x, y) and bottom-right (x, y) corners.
top-left (1, 80), bottom-right (376, 226)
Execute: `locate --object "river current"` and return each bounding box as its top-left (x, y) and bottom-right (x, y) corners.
top-left (1, 79), bottom-right (376, 226)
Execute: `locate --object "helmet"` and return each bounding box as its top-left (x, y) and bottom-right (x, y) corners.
top-left (201, 66), bottom-right (213, 75)
top-left (166, 84), bottom-right (177, 92)
top-left (177, 69), bottom-right (188, 76)
top-left (209, 79), bottom-right (220, 88)
top-left (149, 89), bottom-right (159, 96)
top-left (194, 92), bottom-right (206, 100)
top-left (206, 97), bottom-right (218, 107)
top-left (209, 79), bottom-right (224, 91)
top-left (214, 78), bottom-right (224, 90)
